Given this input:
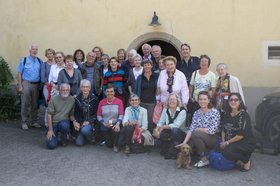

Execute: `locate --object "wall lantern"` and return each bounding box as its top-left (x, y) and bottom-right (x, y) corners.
top-left (149, 11), bottom-right (161, 26)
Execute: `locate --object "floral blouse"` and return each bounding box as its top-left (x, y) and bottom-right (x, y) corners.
top-left (189, 108), bottom-right (220, 135)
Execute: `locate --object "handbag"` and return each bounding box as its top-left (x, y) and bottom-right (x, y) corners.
top-left (152, 102), bottom-right (163, 124)
top-left (209, 151), bottom-right (235, 171)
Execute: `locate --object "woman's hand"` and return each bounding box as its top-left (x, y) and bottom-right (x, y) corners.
top-left (220, 141), bottom-right (229, 150)
top-left (73, 121), bottom-right (81, 131)
top-left (82, 121), bottom-right (90, 126)
top-left (47, 130), bottom-right (55, 140)
top-left (112, 122), bottom-right (120, 132)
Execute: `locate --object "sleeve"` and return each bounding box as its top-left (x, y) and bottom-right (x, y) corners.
top-left (210, 72), bottom-right (217, 88)
top-left (169, 109), bottom-right (186, 129)
top-left (47, 98), bottom-right (55, 115)
top-left (189, 70), bottom-right (196, 86)
top-left (207, 109), bottom-right (220, 135)
top-left (91, 96), bottom-right (99, 123)
top-left (141, 108), bottom-right (148, 130)
top-left (118, 99), bottom-right (124, 122)
top-left (122, 107), bottom-right (130, 125)
top-left (188, 110), bottom-right (200, 132)
top-left (180, 72), bottom-right (189, 104)
top-left (230, 75), bottom-right (245, 104)
top-left (40, 62), bottom-right (46, 83)
top-left (75, 70), bottom-right (83, 95)
top-left (69, 100), bottom-right (75, 117)
top-left (157, 108), bottom-right (167, 127)
top-left (17, 58), bottom-right (24, 74)
top-left (126, 69), bottom-right (134, 86)
top-left (97, 101), bottom-right (104, 123)
top-left (57, 70), bottom-right (63, 88)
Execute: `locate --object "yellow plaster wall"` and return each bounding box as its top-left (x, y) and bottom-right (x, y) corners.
top-left (0, 0), bottom-right (279, 87)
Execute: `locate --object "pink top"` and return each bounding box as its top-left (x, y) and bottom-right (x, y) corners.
top-left (157, 69), bottom-right (189, 105)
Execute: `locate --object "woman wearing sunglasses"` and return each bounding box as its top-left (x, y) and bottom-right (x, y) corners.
top-left (220, 92), bottom-right (256, 172)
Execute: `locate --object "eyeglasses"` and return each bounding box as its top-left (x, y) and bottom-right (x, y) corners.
top-left (229, 98), bottom-right (239, 102)
top-left (131, 99), bottom-right (139, 101)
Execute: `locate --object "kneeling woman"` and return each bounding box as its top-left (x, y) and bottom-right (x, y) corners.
top-left (156, 93), bottom-right (187, 158)
top-left (97, 84), bottom-right (124, 152)
top-left (220, 93), bottom-right (256, 172)
top-left (121, 94), bottom-right (153, 154)
top-left (178, 91), bottom-right (220, 167)
top-left (73, 79), bottom-right (99, 146)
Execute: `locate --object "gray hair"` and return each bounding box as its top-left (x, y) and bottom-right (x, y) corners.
top-left (80, 79), bottom-right (91, 90)
top-left (29, 44), bottom-right (38, 51)
top-left (141, 43), bottom-right (152, 50)
top-left (128, 49), bottom-right (137, 58)
top-left (133, 54), bottom-right (142, 61)
top-left (216, 63), bottom-right (228, 69)
top-left (164, 93), bottom-right (182, 108)
top-left (129, 94), bottom-right (140, 102)
top-left (59, 83), bottom-right (70, 91)
top-left (152, 45), bottom-right (162, 52)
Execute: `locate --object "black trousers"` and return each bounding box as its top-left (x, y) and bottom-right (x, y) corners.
top-left (222, 140), bottom-right (256, 164)
top-left (104, 128), bottom-right (120, 148)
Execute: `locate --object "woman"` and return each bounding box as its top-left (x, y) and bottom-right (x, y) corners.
top-left (178, 91), bottom-right (220, 168)
top-left (156, 93), bottom-right (187, 158)
top-left (48, 51), bottom-right (65, 98)
top-left (215, 63), bottom-right (245, 112)
top-left (127, 54), bottom-right (143, 95)
top-left (157, 56), bottom-right (189, 110)
top-left (73, 79), bottom-right (99, 146)
top-left (117, 48), bottom-right (127, 65)
top-left (154, 55), bottom-right (166, 74)
top-left (188, 55), bottom-right (216, 119)
top-left (41, 48), bottom-right (55, 127)
top-left (97, 84), bottom-right (124, 152)
top-left (101, 54), bottom-right (110, 76)
top-left (220, 93), bottom-right (256, 172)
top-left (92, 46), bottom-right (103, 66)
top-left (57, 55), bottom-right (82, 97)
top-left (135, 60), bottom-right (158, 133)
top-left (73, 49), bottom-right (85, 69)
top-left (103, 57), bottom-right (127, 103)
top-left (121, 94), bottom-right (153, 154)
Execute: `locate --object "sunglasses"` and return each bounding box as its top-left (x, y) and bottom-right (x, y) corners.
top-left (229, 98), bottom-right (239, 102)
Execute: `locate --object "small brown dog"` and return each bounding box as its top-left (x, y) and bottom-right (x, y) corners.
top-left (176, 144), bottom-right (192, 169)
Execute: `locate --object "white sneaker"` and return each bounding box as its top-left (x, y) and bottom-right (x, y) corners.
top-left (195, 160), bottom-right (209, 168)
top-left (113, 146), bottom-right (119, 153)
top-left (22, 123), bottom-right (29, 130)
top-left (30, 123), bottom-right (42, 128)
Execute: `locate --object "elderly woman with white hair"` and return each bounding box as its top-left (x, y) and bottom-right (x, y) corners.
top-left (215, 63), bottom-right (245, 112)
top-left (156, 93), bottom-right (187, 159)
top-left (72, 79), bottom-right (99, 146)
top-left (120, 94), bottom-right (153, 154)
top-left (127, 54), bottom-right (143, 95)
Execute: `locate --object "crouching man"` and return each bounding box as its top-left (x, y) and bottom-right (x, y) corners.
top-left (46, 83), bottom-right (75, 149)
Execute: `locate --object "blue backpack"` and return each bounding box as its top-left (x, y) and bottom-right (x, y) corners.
top-left (209, 151), bottom-right (235, 171)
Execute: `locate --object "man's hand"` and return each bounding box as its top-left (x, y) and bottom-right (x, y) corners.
top-left (18, 84), bottom-right (23, 94)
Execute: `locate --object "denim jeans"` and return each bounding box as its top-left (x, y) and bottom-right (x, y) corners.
top-left (171, 128), bottom-right (186, 145)
top-left (75, 124), bottom-right (93, 146)
top-left (46, 120), bottom-right (70, 149)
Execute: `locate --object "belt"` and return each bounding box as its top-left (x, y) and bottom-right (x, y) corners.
top-left (29, 81), bottom-right (40, 84)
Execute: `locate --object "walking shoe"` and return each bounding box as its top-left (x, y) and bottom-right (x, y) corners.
top-left (194, 159), bottom-right (209, 168)
top-left (113, 146), bottom-right (119, 152)
top-left (124, 145), bottom-right (130, 154)
top-left (22, 123), bottom-right (29, 130)
top-left (61, 140), bottom-right (68, 147)
top-left (30, 122), bottom-right (42, 128)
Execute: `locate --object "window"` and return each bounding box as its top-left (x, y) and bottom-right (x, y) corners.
top-left (262, 41), bottom-right (280, 65)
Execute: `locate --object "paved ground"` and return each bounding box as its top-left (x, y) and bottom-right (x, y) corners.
top-left (0, 120), bottom-right (280, 186)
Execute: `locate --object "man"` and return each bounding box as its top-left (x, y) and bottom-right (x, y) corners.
top-left (141, 43), bottom-right (156, 62)
top-left (120, 49), bottom-right (137, 78)
top-left (79, 51), bottom-right (102, 96)
top-left (176, 43), bottom-right (200, 86)
top-left (46, 83), bottom-right (75, 149)
top-left (151, 45), bottom-right (162, 71)
top-left (17, 44), bottom-right (42, 130)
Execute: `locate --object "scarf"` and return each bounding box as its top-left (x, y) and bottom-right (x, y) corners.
top-left (130, 106), bottom-right (140, 121)
top-left (133, 123), bottom-right (141, 144)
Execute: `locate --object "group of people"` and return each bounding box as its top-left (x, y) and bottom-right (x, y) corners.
top-left (17, 43), bottom-right (255, 172)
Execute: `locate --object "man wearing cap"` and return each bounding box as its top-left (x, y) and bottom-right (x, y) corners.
top-left (17, 44), bottom-right (42, 130)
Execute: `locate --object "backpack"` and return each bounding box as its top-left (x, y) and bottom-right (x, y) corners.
top-left (209, 151), bottom-right (235, 171)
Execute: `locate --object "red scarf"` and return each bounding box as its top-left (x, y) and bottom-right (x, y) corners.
top-left (133, 123), bottom-right (141, 144)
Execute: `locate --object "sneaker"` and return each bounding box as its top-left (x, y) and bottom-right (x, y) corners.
top-left (124, 145), bottom-right (130, 154)
top-left (30, 122), bottom-right (42, 128)
top-left (195, 160), bottom-right (210, 168)
top-left (113, 146), bottom-right (119, 153)
top-left (22, 123), bottom-right (29, 130)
